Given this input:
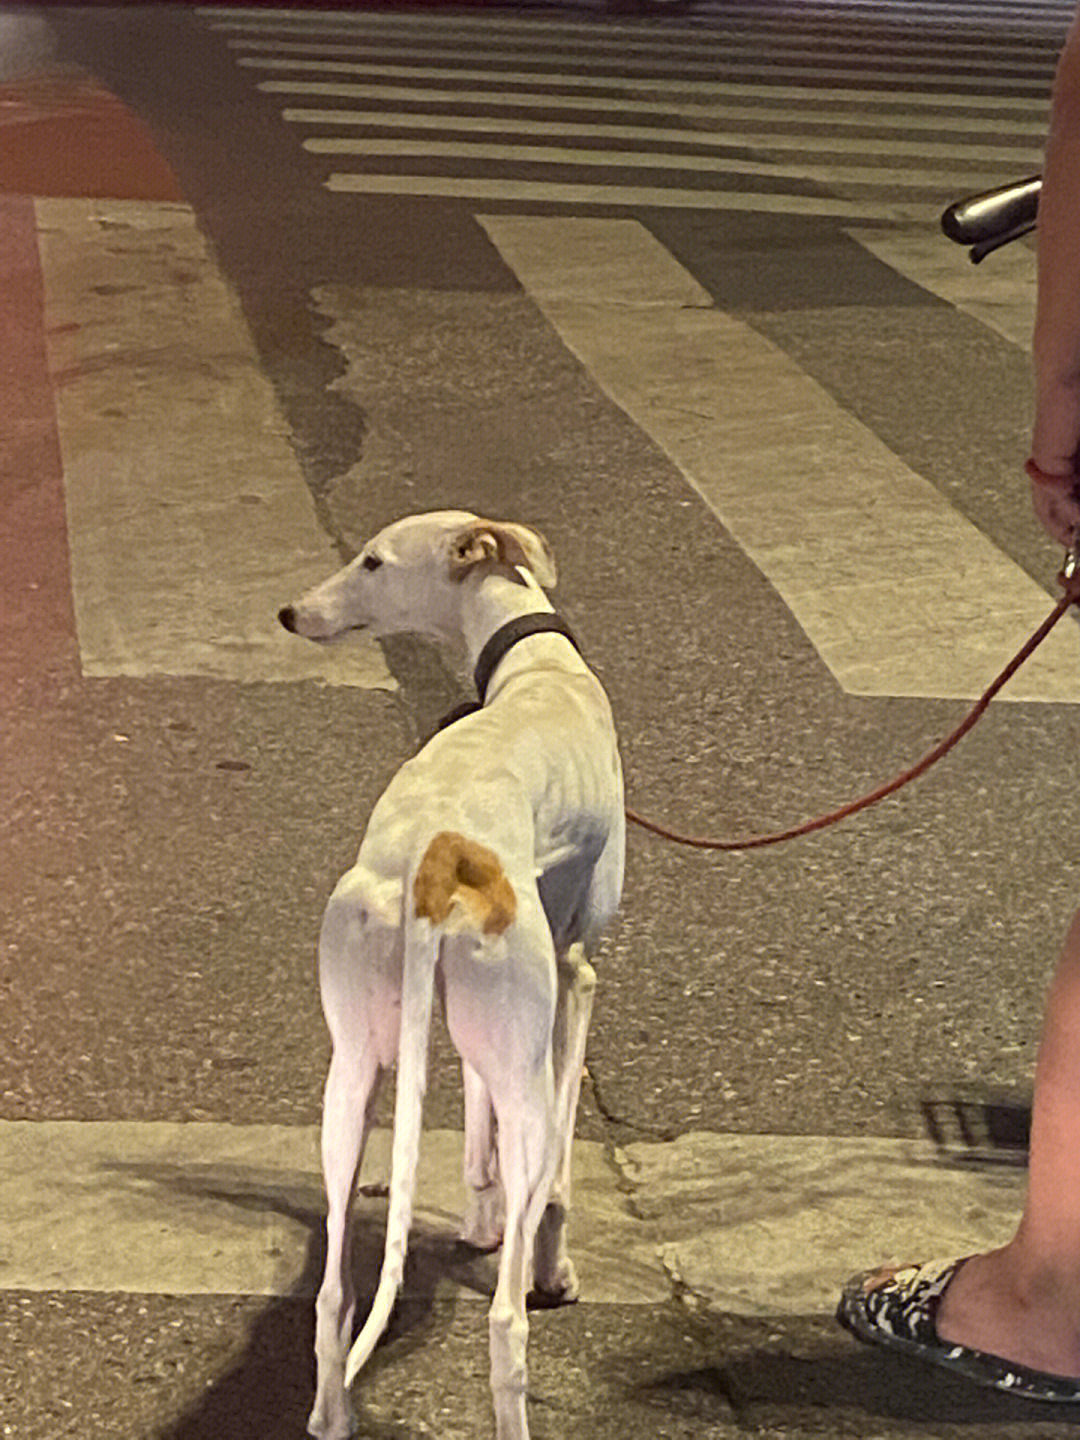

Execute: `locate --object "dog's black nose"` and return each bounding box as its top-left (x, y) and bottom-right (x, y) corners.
top-left (278, 605), bottom-right (297, 633)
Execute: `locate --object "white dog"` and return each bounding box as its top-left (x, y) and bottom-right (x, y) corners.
top-left (279, 511), bottom-right (625, 1440)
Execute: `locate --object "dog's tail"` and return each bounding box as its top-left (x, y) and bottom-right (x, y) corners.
top-left (343, 830), bottom-right (517, 1388)
top-left (343, 854), bottom-right (439, 1387)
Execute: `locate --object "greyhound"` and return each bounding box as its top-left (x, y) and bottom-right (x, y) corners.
top-left (279, 511), bottom-right (625, 1440)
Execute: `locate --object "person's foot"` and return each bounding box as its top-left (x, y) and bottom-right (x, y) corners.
top-left (837, 1256), bottom-right (1080, 1401)
top-left (936, 1245), bottom-right (1080, 1380)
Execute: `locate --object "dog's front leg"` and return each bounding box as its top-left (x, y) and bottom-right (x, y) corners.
top-left (532, 944), bottom-right (596, 1302)
top-left (461, 1060), bottom-right (504, 1251)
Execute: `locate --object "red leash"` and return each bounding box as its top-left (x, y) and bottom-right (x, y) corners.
top-left (626, 567), bottom-right (1080, 852)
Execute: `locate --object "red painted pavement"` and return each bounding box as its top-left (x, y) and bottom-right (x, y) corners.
top-left (0, 73), bottom-right (183, 202)
top-left (0, 191), bottom-right (80, 694)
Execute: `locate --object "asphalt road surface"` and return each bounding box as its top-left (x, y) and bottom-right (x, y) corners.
top-left (5, 2), bottom-right (1080, 1437)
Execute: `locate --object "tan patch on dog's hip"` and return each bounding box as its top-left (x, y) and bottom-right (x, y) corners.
top-left (414, 831), bottom-right (517, 937)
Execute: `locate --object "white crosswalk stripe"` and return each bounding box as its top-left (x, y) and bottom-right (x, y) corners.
top-left (200, 0), bottom-right (1072, 222)
top-left (0, 1122), bottom-right (667, 1305)
top-left (0, 1117), bottom-right (1031, 1319)
top-left (236, 54), bottom-right (1053, 97)
top-left (39, 197), bottom-right (393, 688)
top-left (284, 109), bottom-right (1046, 164)
top-left (0, 1119), bottom-right (1025, 1317)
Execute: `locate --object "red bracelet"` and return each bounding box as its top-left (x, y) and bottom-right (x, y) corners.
top-left (1026, 457), bottom-right (1077, 486)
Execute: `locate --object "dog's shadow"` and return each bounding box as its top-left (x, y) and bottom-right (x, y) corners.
top-left (104, 1159), bottom-right (498, 1440)
top-left (111, 1148), bottom-right (1074, 1438)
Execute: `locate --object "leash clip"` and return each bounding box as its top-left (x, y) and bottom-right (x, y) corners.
top-left (1060, 529), bottom-right (1080, 604)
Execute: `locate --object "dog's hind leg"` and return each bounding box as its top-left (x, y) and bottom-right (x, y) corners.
top-left (535, 823), bottom-right (622, 1302)
top-left (309, 893), bottom-right (395, 1440)
top-left (442, 886), bottom-right (559, 1440)
top-left (533, 943), bottom-right (595, 1303)
top-left (461, 1060), bottom-right (504, 1251)
top-left (489, 1058), bottom-right (557, 1440)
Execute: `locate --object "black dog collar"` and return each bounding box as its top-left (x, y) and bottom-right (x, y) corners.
top-left (473, 613), bottom-right (580, 703)
top-left (437, 614), bottom-right (580, 731)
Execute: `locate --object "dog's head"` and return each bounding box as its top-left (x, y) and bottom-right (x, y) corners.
top-left (278, 511), bottom-right (557, 644)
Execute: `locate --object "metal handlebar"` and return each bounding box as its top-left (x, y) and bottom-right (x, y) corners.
top-left (940, 175), bottom-right (1041, 262)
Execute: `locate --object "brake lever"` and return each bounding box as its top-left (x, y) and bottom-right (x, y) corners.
top-left (969, 222), bottom-right (1037, 264)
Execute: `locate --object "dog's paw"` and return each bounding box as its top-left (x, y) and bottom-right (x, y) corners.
top-left (460, 1188), bottom-right (504, 1252)
top-left (308, 1391), bottom-right (357, 1440)
top-left (460, 1221), bottom-right (503, 1252)
top-left (529, 1257), bottom-right (580, 1308)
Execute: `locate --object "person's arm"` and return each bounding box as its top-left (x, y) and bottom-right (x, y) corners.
top-left (1030, 6), bottom-right (1080, 544)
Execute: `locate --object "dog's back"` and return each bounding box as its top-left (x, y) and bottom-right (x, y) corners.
top-left (361, 663), bottom-right (620, 890)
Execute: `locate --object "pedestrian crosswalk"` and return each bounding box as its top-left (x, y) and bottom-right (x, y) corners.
top-left (185, 1), bottom-right (1080, 704)
top-left (199, 0), bottom-right (1074, 223)
top-left (32, 186), bottom-right (1073, 700)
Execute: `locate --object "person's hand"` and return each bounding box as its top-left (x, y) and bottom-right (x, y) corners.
top-left (1028, 367), bottom-right (1080, 546)
top-left (1027, 459), bottom-right (1080, 548)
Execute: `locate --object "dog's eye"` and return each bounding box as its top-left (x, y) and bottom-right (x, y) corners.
top-left (362, 553), bottom-right (383, 572)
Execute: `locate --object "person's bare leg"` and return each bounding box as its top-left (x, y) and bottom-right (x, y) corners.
top-left (936, 907), bottom-right (1080, 1376)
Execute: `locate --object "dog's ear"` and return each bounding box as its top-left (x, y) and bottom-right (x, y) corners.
top-left (448, 520), bottom-right (557, 588)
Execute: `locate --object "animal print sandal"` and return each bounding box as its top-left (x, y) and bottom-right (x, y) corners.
top-left (837, 1256), bottom-right (1080, 1403)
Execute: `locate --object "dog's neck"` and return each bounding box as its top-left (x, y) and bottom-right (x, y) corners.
top-left (459, 568), bottom-right (557, 676)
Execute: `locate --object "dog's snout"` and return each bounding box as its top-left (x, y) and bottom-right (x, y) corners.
top-left (278, 605), bottom-right (298, 633)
